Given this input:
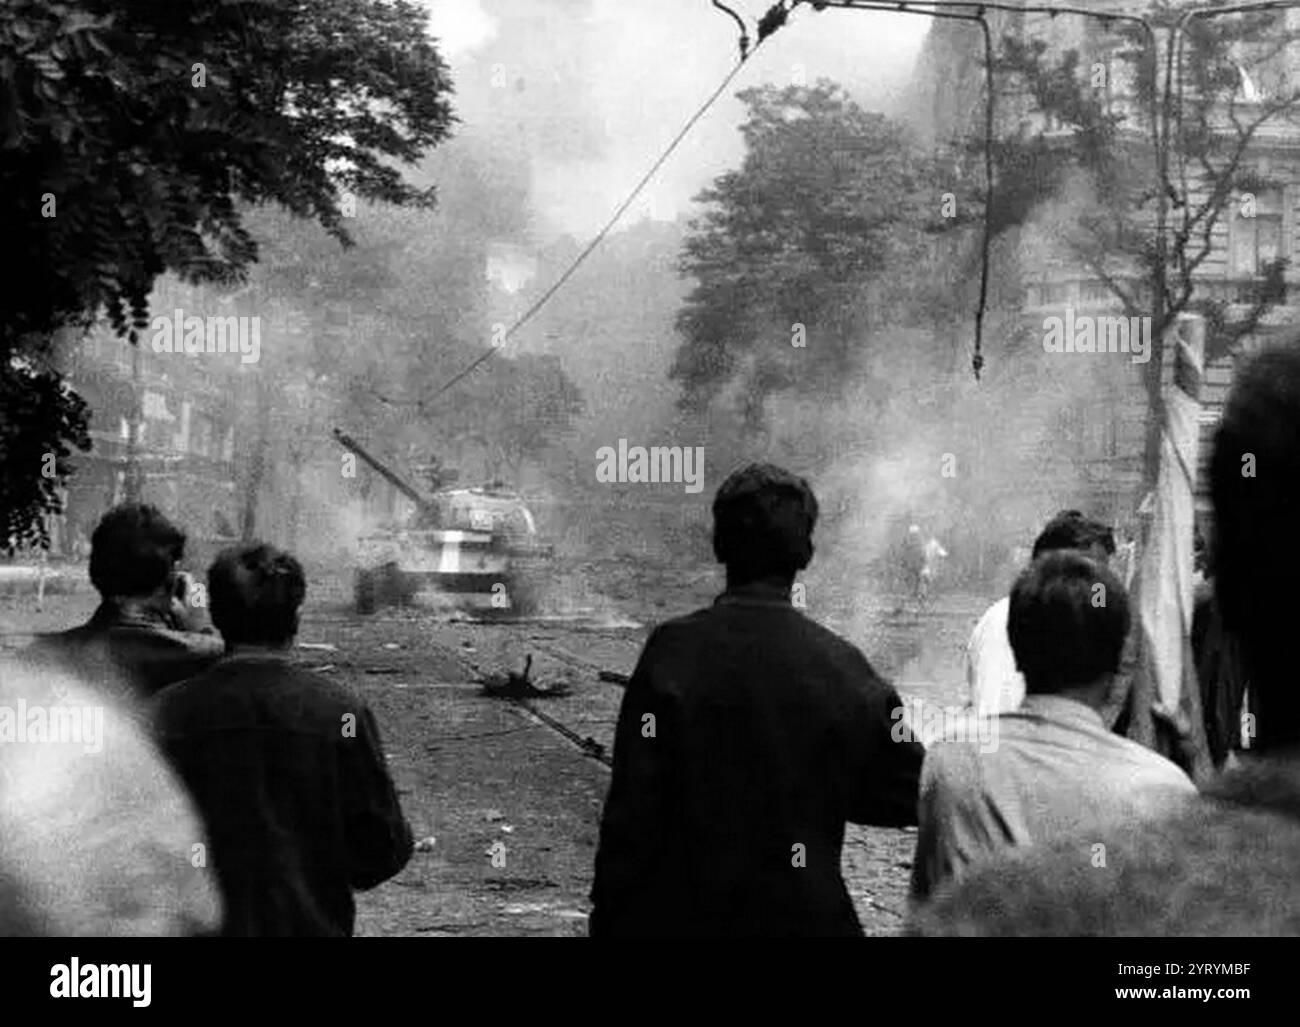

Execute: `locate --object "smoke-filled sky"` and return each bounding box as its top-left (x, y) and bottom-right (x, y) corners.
top-left (421, 0), bottom-right (929, 238)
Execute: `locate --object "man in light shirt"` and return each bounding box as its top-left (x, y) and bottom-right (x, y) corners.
top-left (965, 511), bottom-right (1116, 717)
top-left (912, 551), bottom-right (1195, 901)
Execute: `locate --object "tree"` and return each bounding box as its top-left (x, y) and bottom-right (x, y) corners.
top-left (211, 172), bottom-right (585, 542)
top-left (672, 81), bottom-right (940, 427)
top-left (941, 5), bottom-right (1300, 780)
top-left (0, 0), bottom-right (455, 549)
top-left (958, 7), bottom-right (1300, 488)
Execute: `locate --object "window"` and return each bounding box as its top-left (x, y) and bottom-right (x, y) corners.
top-left (1231, 187), bottom-right (1286, 277)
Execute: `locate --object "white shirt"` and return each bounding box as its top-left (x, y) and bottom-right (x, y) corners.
top-left (911, 694), bottom-right (1197, 899)
top-left (965, 597), bottom-right (1024, 716)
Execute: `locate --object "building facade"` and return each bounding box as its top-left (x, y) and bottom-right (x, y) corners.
top-left (910, 0), bottom-right (1300, 531)
top-left (54, 278), bottom-right (246, 562)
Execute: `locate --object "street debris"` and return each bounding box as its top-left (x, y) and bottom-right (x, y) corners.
top-left (479, 654), bottom-right (572, 698)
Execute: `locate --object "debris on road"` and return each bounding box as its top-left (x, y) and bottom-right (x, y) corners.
top-left (479, 654), bottom-right (572, 698)
top-left (414, 836), bottom-right (437, 852)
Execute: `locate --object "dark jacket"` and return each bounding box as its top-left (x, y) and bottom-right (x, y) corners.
top-left (1192, 581), bottom-right (1250, 769)
top-left (590, 584), bottom-right (924, 938)
top-left (908, 753), bottom-right (1300, 936)
top-left (153, 653), bottom-right (413, 937)
top-left (28, 598), bottom-right (223, 700)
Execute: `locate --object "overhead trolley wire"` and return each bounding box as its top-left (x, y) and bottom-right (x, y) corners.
top-left (403, 2), bottom-right (796, 408)
top-left (407, 0), bottom-right (1300, 401)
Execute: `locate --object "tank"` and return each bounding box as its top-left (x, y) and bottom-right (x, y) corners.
top-left (334, 429), bottom-right (551, 615)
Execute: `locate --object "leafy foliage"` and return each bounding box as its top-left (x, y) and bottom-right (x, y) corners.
top-left (0, 359), bottom-right (90, 551)
top-left (0, 0), bottom-right (455, 549)
top-left (672, 82), bottom-right (939, 421)
top-left (958, 12), bottom-right (1300, 345)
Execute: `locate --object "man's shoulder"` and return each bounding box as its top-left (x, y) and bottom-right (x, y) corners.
top-left (25, 621), bottom-right (101, 660)
top-left (1105, 732), bottom-right (1198, 792)
top-left (112, 623), bottom-right (225, 660)
top-left (921, 734), bottom-right (987, 781)
top-left (650, 604), bottom-right (881, 686)
top-left (159, 659), bottom-right (365, 715)
top-left (913, 795), bottom-right (1300, 935)
top-left (654, 602), bottom-right (850, 648)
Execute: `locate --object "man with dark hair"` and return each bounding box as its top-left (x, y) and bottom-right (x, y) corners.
top-left (911, 341), bottom-right (1300, 935)
top-left (965, 509), bottom-right (1116, 716)
top-left (153, 543), bottom-right (413, 936)
top-left (912, 552), bottom-right (1193, 901)
top-left (28, 503), bottom-right (222, 699)
top-left (589, 463), bottom-right (924, 937)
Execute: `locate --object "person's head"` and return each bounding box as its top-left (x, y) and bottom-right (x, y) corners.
top-left (1211, 341), bottom-right (1300, 750)
top-left (1030, 509), bottom-right (1116, 564)
top-left (1008, 551), bottom-right (1130, 704)
top-left (712, 463), bottom-right (818, 588)
top-left (208, 543), bottom-right (306, 648)
top-left (88, 504), bottom-right (186, 600)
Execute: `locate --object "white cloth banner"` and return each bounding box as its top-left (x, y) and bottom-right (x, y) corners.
top-left (1135, 315), bottom-right (1203, 713)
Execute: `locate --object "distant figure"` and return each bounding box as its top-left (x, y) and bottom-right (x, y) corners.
top-left (892, 524), bottom-right (926, 615)
top-left (911, 341), bottom-right (1300, 936)
top-left (154, 543), bottom-right (413, 936)
top-left (0, 660), bottom-right (221, 935)
top-left (965, 510), bottom-right (1115, 717)
top-left (589, 464), bottom-right (924, 937)
top-left (912, 552), bottom-right (1194, 902)
top-left (28, 503), bottom-right (222, 701)
top-left (920, 532), bottom-right (948, 603)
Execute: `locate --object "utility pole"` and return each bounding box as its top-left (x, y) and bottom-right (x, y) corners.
top-left (124, 338), bottom-right (144, 504)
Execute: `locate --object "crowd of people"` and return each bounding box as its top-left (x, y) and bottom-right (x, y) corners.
top-left (2, 509), bottom-right (412, 936)
top-left (2, 339), bottom-right (1298, 936)
top-left (591, 339), bottom-right (1300, 936)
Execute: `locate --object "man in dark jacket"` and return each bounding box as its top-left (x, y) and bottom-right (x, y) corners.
top-left (589, 463), bottom-right (924, 937)
top-left (28, 503), bottom-right (222, 700)
top-left (910, 341), bottom-right (1300, 936)
top-left (154, 543), bottom-right (413, 937)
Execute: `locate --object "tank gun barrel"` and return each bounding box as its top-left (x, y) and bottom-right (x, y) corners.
top-left (332, 428), bottom-right (430, 510)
